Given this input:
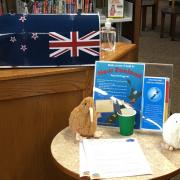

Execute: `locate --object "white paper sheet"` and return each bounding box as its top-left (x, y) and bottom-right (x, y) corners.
top-left (79, 141), bottom-right (90, 177)
top-left (80, 138), bottom-right (152, 179)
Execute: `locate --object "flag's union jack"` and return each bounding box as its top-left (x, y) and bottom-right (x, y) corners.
top-left (49, 31), bottom-right (100, 58)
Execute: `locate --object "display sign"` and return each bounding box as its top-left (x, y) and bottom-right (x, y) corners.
top-left (93, 61), bottom-right (145, 129)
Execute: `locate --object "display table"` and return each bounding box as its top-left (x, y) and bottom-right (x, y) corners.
top-left (0, 42), bottom-right (137, 180)
top-left (51, 126), bottom-right (180, 180)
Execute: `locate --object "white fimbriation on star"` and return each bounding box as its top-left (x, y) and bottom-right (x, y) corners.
top-left (19, 16), bottom-right (27, 23)
top-left (20, 45), bottom-right (27, 52)
top-left (10, 36), bottom-right (16, 43)
top-left (31, 33), bottom-right (39, 40)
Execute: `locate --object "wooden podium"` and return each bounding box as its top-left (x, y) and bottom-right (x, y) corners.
top-left (0, 43), bottom-right (137, 180)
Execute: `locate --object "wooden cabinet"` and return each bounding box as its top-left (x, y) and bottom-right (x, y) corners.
top-left (0, 67), bottom-right (93, 180)
top-left (0, 43), bottom-right (136, 180)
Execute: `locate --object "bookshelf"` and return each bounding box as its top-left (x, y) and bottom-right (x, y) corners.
top-left (99, 0), bottom-right (133, 43)
top-left (95, 0), bottom-right (141, 53)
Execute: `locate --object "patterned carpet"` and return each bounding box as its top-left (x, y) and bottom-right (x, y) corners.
top-left (138, 1), bottom-right (180, 179)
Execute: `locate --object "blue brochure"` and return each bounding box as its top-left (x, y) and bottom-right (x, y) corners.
top-left (93, 61), bottom-right (145, 129)
top-left (141, 77), bottom-right (168, 131)
top-left (0, 14), bottom-right (100, 67)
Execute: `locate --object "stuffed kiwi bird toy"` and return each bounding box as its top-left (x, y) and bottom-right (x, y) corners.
top-left (69, 97), bottom-right (102, 141)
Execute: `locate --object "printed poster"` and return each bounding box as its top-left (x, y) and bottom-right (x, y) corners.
top-left (93, 61), bottom-right (145, 129)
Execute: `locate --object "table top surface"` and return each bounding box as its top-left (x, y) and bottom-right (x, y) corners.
top-left (51, 126), bottom-right (180, 180)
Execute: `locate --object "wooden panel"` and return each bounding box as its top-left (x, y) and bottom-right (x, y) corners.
top-left (0, 69), bottom-right (91, 101)
top-left (0, 67), bottom-right (93, 180)
top-left (0, 90), bottom-right (82, 180)
top-left (0, 67), bottom-right (87, 80)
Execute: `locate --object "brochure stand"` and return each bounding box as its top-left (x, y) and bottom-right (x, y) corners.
top-left (93, 61), bottom-right (173, 131)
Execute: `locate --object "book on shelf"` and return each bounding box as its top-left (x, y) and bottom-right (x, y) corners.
top-left (93, 61), bottom-right (171, 131)
top-left (108, 0), bottom-right (124, 18)
top-left (0, 0), bottom-right (8, 14)
top-left (0, 0), bottom-right (3, 15)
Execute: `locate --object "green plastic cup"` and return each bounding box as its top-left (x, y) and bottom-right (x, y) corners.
top-left (117, 108), bottom-right (136, 136)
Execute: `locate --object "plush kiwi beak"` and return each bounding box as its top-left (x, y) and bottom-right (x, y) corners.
top-left (89, 107), bottom-right (93, 123)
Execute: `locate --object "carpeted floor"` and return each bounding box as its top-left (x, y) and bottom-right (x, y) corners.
top-left (139, 0), bottom-right (180, 114)
top-left (138, 0), bottom-right (180, 179)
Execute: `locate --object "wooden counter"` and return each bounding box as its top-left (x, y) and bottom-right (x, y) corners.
top-left (0, 43), bottom-right (137, 180)
top-left (101, 43), bottom-right (136, 61)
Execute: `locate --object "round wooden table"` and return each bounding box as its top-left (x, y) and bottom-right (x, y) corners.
top-left (51, 126), bottom-right (180, 180)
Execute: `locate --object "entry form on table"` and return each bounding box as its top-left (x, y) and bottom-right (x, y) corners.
top-left (80, 138), bottom-right (152, 179)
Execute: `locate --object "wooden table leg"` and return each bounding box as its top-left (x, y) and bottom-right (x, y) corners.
top-left (171, 13), bottom-right (176, 41)
top-left (142, 6), bottom-right (147, 31)
top-left (154, 0), bottom-right (159, 27)
top-left (152, 4), bottom-right (156, 29)
top-left (160, 11), bottom-right (165, 38)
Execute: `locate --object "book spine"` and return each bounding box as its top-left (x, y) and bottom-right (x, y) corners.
top-left (1, 0), bottom-right (7, 13)
top-left (77, 0), bottom-right (82, 10)
top-left (62, 0), bottom-right (66, 13)
top-left (66, 0), bottom-right (70, 14)
top-left (89, 0), bottom-right (93, 12)
top-left (0, 0), bottom-right (3, 15)
top-left (54, 0), bottom-right (58, 14)
top-left (44, 0), bottom-right (48, 14)
top-left (82, 0), bottom-right (84, 12)
top-left (33, 1), bottom-right (37, 14)
top-left (84, 0), bottom-right (88, 13)
top-left (38, 1), bottom-right (43, 14)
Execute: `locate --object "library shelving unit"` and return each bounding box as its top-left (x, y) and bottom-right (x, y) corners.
top-left (96, 0), bottom-right (141, 57)
top-left (99, 0), bottom-right (133, 43)
top-left (122, 0), bottom-right (142, 57)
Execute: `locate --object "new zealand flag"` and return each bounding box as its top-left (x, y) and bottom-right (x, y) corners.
top-left (0, 14), bottom-right (100, 67)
